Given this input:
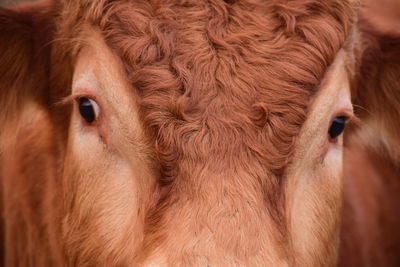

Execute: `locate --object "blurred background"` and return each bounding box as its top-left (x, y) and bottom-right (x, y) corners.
top-left (0, 0), bottom-right (35, 6)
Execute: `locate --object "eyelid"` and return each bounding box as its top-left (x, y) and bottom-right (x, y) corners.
top-left (55, 92), bottom-right (99, 107)
top-left (56, 92), bottom-right (104, 126)
top-left (343, 111), bottom-right (357, 125)
top-left (342, 112), bottom-right (361, 129)
top-left (331, 105), bottom-right (355, 122)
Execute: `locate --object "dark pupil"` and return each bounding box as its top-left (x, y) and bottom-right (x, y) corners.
top-left (329, 117), bottom-right (346, 139)
top-left (78, 98), bottom-right (95, 123)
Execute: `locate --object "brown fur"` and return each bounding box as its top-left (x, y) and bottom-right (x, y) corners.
top-left (99, 1), bottom-right (354, 264)
top-left (1, 0), bottom-right (399, 266)
top-left (58, 1), bottom-right (354, 265)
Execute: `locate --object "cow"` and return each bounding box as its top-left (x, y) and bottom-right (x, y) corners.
top-left (0, 0), bottom-right (399, 266)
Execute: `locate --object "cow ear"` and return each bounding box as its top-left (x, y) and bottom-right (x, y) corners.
top-left (340, 4), bottom-right (400, 266)
top-left (351, 1), bottom-right (400, 162)
top-left (0, 1), bottom-right (55, 135)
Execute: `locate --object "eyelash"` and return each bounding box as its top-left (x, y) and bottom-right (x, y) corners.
top-left (55, 93), bottom-right (101, 124)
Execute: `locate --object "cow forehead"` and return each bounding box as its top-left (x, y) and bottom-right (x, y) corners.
top-left (60, 0), bottom-right (356, 174)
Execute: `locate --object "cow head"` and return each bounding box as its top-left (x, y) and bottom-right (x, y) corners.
top-left (1, 0), bottom-right (399, 266)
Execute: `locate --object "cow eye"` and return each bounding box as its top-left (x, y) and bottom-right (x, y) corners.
top-left (78, 97), bottom-right (99, 123)
top-left (328, 116), bottom-right (347, 140)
